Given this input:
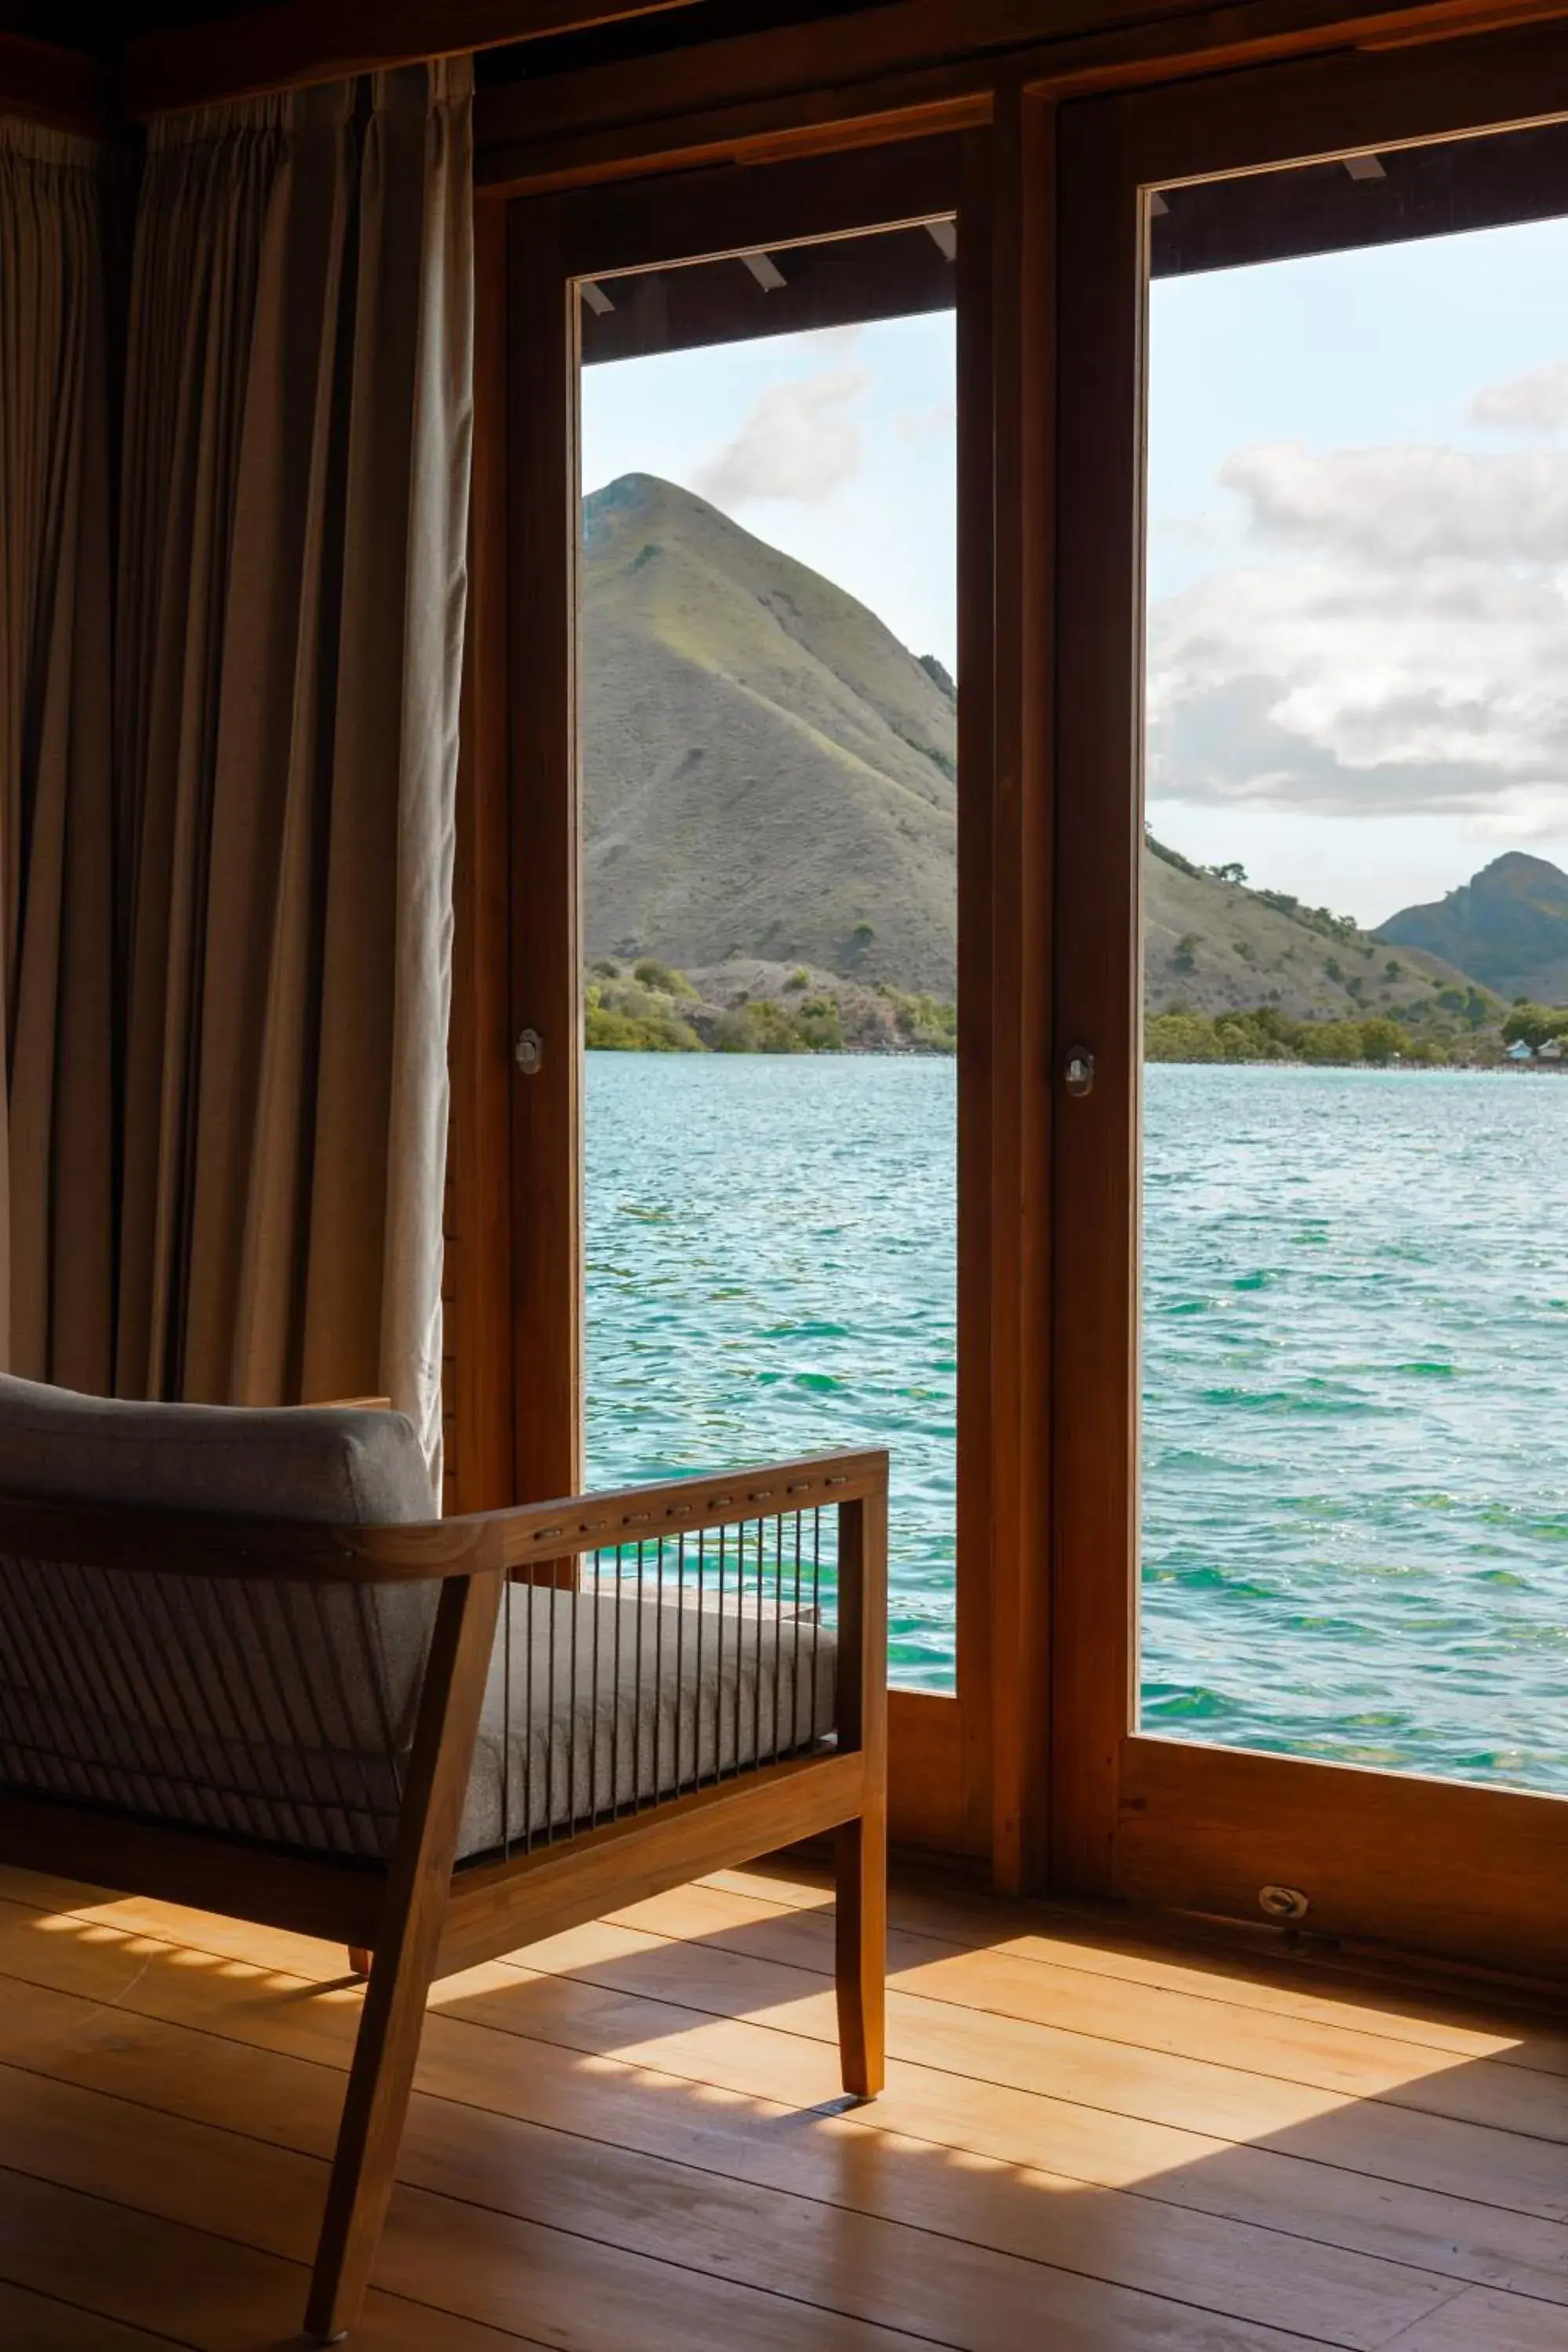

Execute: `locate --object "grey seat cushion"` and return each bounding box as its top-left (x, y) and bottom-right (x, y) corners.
top-left (0, 1377), bottom-right (440, 1857)
top-left (0, 1375), bottom-right (437, 1525)
top-left (458, 1586), bottom-right (837, 1860)
top-left (0, 1378), bottom-right (836, 1865)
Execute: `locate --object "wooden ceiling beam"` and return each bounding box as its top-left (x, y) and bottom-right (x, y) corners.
top-left (0, 31), bottom-right (114, 134)
top-left (122, 0), bottom-right (702, 122)
top-left (474, 0), bottom-right (1568, 193)
top-left (477, 0), bottom-right (1118, 152)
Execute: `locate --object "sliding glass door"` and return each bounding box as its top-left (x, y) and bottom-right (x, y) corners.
top-left (501, 135), bottom-right (1042, 1864)
top-left (1054, 45), bottom-right (1568, 1976)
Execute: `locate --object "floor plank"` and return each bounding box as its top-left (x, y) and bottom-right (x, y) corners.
top-left (466, 1917), bottom-right (1568, 2210)
top-left (600, 1879), bottom-right (1568, 2131)
top-left (0, 1865), bottom-right (1563, 2352)
top-left (0, 2278), bottom-right (192, 2350)
top-left (0, 1947), bottom-right (1382, 2352)
top-left (0, 1975), bottom-right (1452, 2352)
top-left (1383, 2285), bottom-right (1568, 2350)
top-left (0, 2168), bottom-right (543, 2350)
top-left (709, 1866), bottom-right (1568, 2076)
top-left (5, 1882), bottom-right (1568, 2314)
top-left (0, 2071), bottom-right (971, 2352)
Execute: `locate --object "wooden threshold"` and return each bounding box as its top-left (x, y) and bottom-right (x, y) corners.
top-left (1116, 1735), bottom-right (1568, 1990)
top-left (0, 1855), bottom-right (1563, 2349)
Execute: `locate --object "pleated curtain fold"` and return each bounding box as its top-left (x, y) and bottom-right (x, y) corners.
top-left (0, 119), bottom-right (117, 1396)
top-left (113, 64), bottom-right (474, 1472)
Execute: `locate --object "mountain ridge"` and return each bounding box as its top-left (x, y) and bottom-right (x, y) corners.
top-left (583, 472), bottom-right (957, 994)
top-left (1376, 851), bottom-right (1568, 1004)
top-left (582, 474), bottom-right (1568, 1040)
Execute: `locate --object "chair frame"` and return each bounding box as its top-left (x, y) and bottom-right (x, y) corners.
top-left (0, 1446), bottom-right (888, 2342)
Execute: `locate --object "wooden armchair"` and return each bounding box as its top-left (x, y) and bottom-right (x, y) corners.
top-left (0, 1377), bottom-right (887, 2342)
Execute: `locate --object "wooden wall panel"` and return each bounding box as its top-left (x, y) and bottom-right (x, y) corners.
top-left (887, 1691), bottom-right (979, 1857)
top-left (122, 0), bottom-right (698, 118)
top-left (0, 31), bottom-right (113, 132)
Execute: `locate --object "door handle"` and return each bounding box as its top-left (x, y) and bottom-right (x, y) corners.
top-left (1062, 1047), bottom-right (1095, 1098)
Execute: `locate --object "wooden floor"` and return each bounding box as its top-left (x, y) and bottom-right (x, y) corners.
top-left (0, 1861), bottom-right (1563, 2350)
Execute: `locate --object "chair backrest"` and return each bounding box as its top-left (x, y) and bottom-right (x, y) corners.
top-left (0, 1378), bottom-right (441, 1862)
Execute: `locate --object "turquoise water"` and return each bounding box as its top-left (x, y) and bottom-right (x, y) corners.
top-left (585, 1053), bottom-right (957, 1687)
top-left (586, 1054), bottom-right (1568, 1789)
top-left (1143, 1062), bottom-right (1568, 1791)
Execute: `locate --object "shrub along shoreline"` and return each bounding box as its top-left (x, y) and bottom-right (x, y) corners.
top-left (1148, 1004), bottom-right (1566, 1065)
top-left (584, 961), bottom-right (1565, 1066)
top-left (585, 960), bottom-right (956, 1054)
top-left (1146, 1007), bottom-right (1445, 1065)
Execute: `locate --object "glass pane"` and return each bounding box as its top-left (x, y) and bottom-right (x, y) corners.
top-left (1141, 126), bottom-right (1568, 1790)
top-left (577, 224), bottom-right (959, 1689)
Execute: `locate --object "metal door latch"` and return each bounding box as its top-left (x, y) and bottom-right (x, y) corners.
top-left (1063, 1047), bottom-right (1095, 1098)
top-left (514, 1028), bottom-right (543, 1075)
top-left (1258, 1884), bottom-right (1310, 1922)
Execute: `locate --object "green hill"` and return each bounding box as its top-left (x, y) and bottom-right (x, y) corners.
top-left (1376, 852), bottom-right (1568, 1004)
top-left (1142, 837), bottom-right (1483, 1029)
top-left (583, 474), bottom-right (956, 994)
top-left (581, 475), bottom-right (1511, 1056)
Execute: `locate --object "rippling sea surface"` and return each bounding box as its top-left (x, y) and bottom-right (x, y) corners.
top-left (1144, 1062), bottom-right (1568, 1791)
top-left (585, 1052), bottom-right (958, 1688)
top-left (586, 1054), bottom-right (1568, 1784)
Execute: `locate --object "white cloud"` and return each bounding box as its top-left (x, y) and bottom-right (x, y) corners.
top-left (1220, 440), bottom-right (1568, 563)
top-left (1149, 438), bottom-right (1568, 822)
top-left (693, 366), bottom-right (870, 506)
top-left (1471, 358), bottom-right (1568, 431)
top-left (895, 398), bottom-right (956, 444)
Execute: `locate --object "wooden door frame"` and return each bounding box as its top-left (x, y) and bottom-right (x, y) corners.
top-left (456, 118), bottom-right (1053, 1876)
top-left (1051, 24), bottom-right (1568, 1979)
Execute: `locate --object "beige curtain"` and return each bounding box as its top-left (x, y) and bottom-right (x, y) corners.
top-left (115, 64), bottom-right (473, 1472)
top-left (0, 119), bottom-right (116, 1393)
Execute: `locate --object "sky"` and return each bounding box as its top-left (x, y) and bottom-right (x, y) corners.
top-left (582, 308), bottom-right (958, 677)
top-left (1149, 212), bottom-right (1568, 924)
top-left (581, 209), bottom-right (1568, 931)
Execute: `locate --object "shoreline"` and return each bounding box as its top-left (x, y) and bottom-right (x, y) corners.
top-left (584, 1047), bottom-right (1566, 1071)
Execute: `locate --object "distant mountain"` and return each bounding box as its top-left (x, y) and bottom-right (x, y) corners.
top-left (1376, 853), bottom-right (1568, 1005)
top-left (579, 474), bottom-right (1501, 1033)
top-left (1142, 839), bottom-right (1481, 1025)
top-left (583, 474), bottom-right (957, 995)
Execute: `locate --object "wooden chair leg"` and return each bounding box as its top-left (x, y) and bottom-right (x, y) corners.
top-left (347, 1947), bottom-right (372, 1978)
top-left (305, 1932), bottom-right (438, 2341)
top-left (835, 1806), bottom-right (886, 2100)
top-left (305, 1568), bottom-right (503, 2342)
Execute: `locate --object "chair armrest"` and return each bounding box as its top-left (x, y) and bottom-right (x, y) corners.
top-left (452, 1447), bottom-right (888, 1583)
